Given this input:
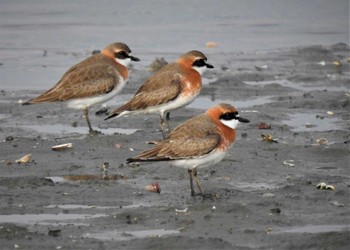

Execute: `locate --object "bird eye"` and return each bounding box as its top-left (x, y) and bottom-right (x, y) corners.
top-left (192, 59), bottom-right (206, 67)
top-left (115, 51), bottom-right (128, 59)
top-left (219, 112), bottom-right (238, 121)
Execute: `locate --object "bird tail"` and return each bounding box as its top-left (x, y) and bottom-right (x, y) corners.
top-left (105, 102), bottom-right (133, 120)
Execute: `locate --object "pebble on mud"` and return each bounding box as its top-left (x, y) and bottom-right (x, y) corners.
top-left (258, 122), bottom-right (271, 129)
top-left (146, 182), bottom-right (161, 193)
top-left (205, 41), bottom-right (218, 48)
top-left (261, 134), bottom-right (278, 143)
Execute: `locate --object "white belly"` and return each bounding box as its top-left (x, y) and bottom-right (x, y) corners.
top-left (171, 149), bottom-right (227, 170)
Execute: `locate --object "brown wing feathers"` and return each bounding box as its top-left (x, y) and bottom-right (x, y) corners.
top-left (24, 64), bottom-right (118, 104)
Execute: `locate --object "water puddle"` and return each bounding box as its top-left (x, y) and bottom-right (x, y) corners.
top-left (282, 113), bottom-right (343, 132)
top-left (231, 181), bottom-right (280, 191)
top-left (45, 174), bottom-right (128, 183)
top-left (0, 213), bottom-right (108, 226)
top-left (85, 229), bottom-right (180, 241)
top-left (244, 79), bottom-right (349, 92)
top-left (189, 95), bottom-right (274, 110)
top-left (18, 124), bottom-right (139, 135)
top-left (44, 203), bottom-right (152, 210)
top-left (273, 224), bottom-right (349, 234)
top-left (0, 114), bottom-right (10, 120)
top-left (45, 204), bottom-right (116, 210)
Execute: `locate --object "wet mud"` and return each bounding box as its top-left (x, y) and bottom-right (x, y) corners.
top-left (0, 44), bottom-right (349, 249)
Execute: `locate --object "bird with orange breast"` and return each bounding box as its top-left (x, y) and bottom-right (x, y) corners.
top-left (23, 42), bottom-right (140, 134)
top-left (127, 103), bottom-right (250, 197)
top-left (105, 50), bottom-right (214, 138)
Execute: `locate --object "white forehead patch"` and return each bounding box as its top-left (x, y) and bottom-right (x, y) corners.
top-left (220, 119), bottom-right (239, 129)
top-left (115, 57), bottom-right (131, 67)
top-left (193, 65), bottom-right (207, 76)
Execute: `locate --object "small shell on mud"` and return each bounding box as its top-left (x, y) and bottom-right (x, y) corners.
top-left (258, 122), bottom-right (271, 129)
top-left (326, 111), bottom-right (334, 115)
top-left (316, 182), bottom-right (327, 189)
top-left (255, 65), bottom-right (268, 71)
top-left (325, 185), bottom-right (336, 190)
top-left (315, 138), bottom-right (329, 145)
top-left (175, 208), bottom-right (188, 213)
top-left (51, 143), bottom-right (73, 151)
top-left (261, 134), bottom-right (278, 143)
top-left (145, 182), bottom-right (161, 193)
top-left (332, 60), bottom-right (341, 66)
top-left (282, 160), bottom-right (295, 167)
top-left (15, 154), bottom-right (32, 163)
top-left (305, 122), bottom-right (315, 128)
top-left (205, 41), bottom-right (218, 48)
top-left (113, 143), bottom-right (123, 149)
top-left (316, 182), bottom-right (335, 190)
top-left (329, 201), bottom-right (344, 207)
top-left (101, 162), bottom-right (109, 171)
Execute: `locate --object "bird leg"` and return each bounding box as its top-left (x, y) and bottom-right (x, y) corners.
top-left (188, 169), bottom-right (196, 196)
top-left (188, 169), bottom-right (205, 197)
top-left (83, 107), bottom-right (96, 134)
top-left (165, 112), bottom-right (171, 131)
top-left (193, 169), bottom-right (205, 196)
top-left (159, 113), bottom-right (170, 139)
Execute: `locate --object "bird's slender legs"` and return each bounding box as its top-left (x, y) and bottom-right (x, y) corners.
top-left (188, 169), bottom-right (205, 197)
top-left (193, 169), bottom-right (205, 195)
top-left (159, 112), bottom-right (171, 139)
top-left (188, 169), bottom-right (196, 196)
top-left (165, 112), bottom-right (171, 131)
top-left (83, 107), bottom-right (96, 134)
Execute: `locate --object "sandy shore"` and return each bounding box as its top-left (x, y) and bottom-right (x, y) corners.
top-left (0, 44), bottom-right (349, 249)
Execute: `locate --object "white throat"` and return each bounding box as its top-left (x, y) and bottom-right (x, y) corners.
top-left (220, 119), bottom-right (239, 129)
top-left (115, 57), bottom-right (131, 67)
top-left (193, 66), bottom-right (207, 76)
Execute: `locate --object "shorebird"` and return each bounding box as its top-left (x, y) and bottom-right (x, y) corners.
top-left (127, 103), bottom-right (249, 196)
top-left (105, 50), bottom-right (213, 138)
top-left (23, 42), bottom-right (140, 133)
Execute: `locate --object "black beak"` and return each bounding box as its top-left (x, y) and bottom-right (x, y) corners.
top-left (237, 116), bottom-right (250, 123)
top-left (128, 55), bottom-right (140, 62)
top-left (205, 62), bottom-right (214, 69)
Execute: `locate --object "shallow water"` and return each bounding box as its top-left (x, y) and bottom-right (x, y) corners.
top-left (244, 79), bottom-right (350, 92)
top-left (189, 95), bottom-right (274, 110)
top-left (230, 181), bottom-right (280, 192)
top-left (17, 124), bottom-right (139, 136)
top-left (282, 112), bottom-right (343, 132)
top-left (0, 213), bottom-right (107, 226)
top-left (85, 229), bottom-right (180, 241)
top-left (274, 224), bottom-right (349, 234)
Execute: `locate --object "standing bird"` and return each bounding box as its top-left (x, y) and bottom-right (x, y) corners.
top-left (23, 42), bottom-right (140, 133)
top-left (105, 50), bottom-right (214, 138)
top-left (127, 103), bottom-right (250, 197)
